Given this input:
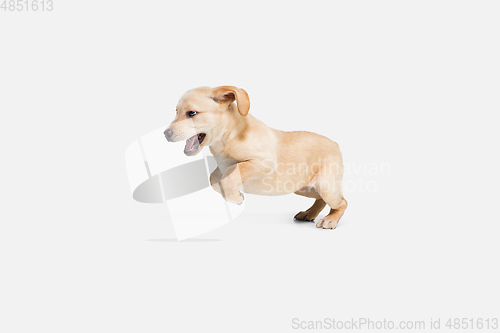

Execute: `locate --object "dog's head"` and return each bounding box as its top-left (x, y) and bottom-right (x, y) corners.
top-left (164, 86), bottom-right (250, 156)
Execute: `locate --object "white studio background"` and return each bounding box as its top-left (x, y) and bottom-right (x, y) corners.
top-left (1, 1), bottom-right (499, 332)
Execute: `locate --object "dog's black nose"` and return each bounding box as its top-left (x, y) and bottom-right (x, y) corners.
top-left (164, 129), bottom-right (174, 141)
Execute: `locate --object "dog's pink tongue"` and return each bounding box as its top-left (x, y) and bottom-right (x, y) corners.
top-left (185, 135), bottom-right (197, 151)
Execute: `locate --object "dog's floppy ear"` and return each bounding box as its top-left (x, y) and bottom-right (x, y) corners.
top-left (212, 86), bottom-right (250, 117)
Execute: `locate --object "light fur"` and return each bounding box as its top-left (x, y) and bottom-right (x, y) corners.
top-left (165, 86), bottom-right (347, 229)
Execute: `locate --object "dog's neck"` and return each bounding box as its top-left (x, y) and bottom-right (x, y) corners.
top-left (209, 103), bottom-right (250, 156)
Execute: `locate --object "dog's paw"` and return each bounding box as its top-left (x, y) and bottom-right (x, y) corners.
top-left (316, 217), bottom-right (339, 229)
top-left (294, 211), bottom-right (315, 221)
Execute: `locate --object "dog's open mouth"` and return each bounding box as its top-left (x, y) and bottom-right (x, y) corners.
top-left (184, 133), bottom-right (206, 155)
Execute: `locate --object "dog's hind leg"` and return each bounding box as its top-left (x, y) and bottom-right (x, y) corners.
top-left (315, 162), bottom-right (348, 229)
top-left (294, 198), bottom-right (327, 221)
top-left (316, 197), bottom-right (348, 229)
top-left (293, 187), bottom-right (326, 221)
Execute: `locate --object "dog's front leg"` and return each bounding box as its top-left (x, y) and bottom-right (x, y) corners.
top-left (209, 167), bottom-right (223, 195)
top-left (220, 160), bottom-right (262, 205)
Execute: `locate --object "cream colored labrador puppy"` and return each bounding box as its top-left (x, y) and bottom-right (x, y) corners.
top-left (164, 86), bottom-right (347, 229)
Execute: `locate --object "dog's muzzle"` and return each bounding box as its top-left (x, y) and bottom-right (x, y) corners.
top-left (164, 129), bottom-right (174, 141)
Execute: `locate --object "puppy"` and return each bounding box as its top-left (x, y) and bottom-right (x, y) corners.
top-left (164, 86), bottom-right (347, 229)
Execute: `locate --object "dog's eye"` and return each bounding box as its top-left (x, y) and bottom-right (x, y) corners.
top-left (187, 111), bottom-right (198, 117)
